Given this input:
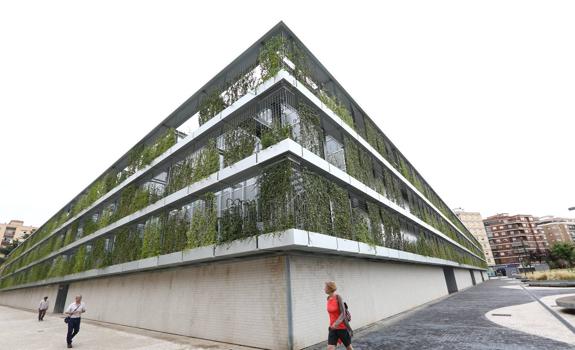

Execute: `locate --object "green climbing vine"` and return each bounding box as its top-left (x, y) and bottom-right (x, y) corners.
top-left (199, 90), bottom-right (226, 126)
top-left (260, 160), bottom-right (294, 233)
top-left (352, 207), bottom-right (374, 245)
top-left (344, 136), bottom-right (375, 188)
top-left (297, 103), bottom-right (324, 157)
top-left (259, 34), bottom-right (311, 84)
top-left (162, 211), bottom-right (188, 255)
top-left (112, 227), bottom-right (142, 264)
top-left (186, 193), bottom-right (217, 248)
top-left (223, 121), bottom-right (256, 167)
top-left (319, 90), bottom-right (354, 129)
top-left (367, 202), bottom-right (384, 246)
top-left (295, 169), bottom-right (332, 235)
top-left (71, 246), bottom-right (87, 273)
top-left (141, 217), bottom-right (162, 259)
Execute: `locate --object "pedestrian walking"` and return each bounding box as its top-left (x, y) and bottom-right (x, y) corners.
top-left (324, 281), bottom-right (353, 350)
top-left (38, 296), bottom-right (49, 321)
top-left (64, 295), bottom-right (86, 348)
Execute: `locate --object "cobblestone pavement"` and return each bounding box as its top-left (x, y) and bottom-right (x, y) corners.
top-left (305, 278), bottom-right (575, 350)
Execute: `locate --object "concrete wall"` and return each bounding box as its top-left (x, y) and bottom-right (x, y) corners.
top-left (454, 268), bottom-right (474, 290)
top-left (0, 283), bottom-right (59, 312)
top-left (2, 256), bottom-right (288, 350)
top-left (288, 255), bottom-right (449, 349)
top-left (68, 255), bottom-right (288, 349)
top-left (0, 252), bottom-right (485, 350)
top-left (473, 270), bottom-right (483, 284)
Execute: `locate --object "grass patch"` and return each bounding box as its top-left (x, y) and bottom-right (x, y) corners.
top-left (530, 269), bottom-right (575, 281)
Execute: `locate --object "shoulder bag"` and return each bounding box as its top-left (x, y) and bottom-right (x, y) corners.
top-left (64, 304), bottom-right (81, 324)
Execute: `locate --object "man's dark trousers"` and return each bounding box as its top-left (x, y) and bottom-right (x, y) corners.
top-left (66, 318), bottom-right (81, 345)
top-left (38, 309), bottom-right (46, 321)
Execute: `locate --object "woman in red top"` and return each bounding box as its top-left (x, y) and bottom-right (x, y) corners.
top-left (324, 281), bottom-right (353, 350)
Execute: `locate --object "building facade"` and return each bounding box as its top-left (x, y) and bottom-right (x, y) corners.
top-left (484, 213), bottom-right (547, 266)
top-left (454, 210), bottom-right (495, 266)
top-left (0, 23), bottom-right (486, 349)
top-left (0, 220), bottom-right (36, 247)
top-left (537, 216), bottom-right (575, 246)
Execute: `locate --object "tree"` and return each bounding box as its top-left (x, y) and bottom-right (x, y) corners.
top-left (550, 242), bottom-right (575, 268)
top-left (0, 240), bottom-right (20, 257)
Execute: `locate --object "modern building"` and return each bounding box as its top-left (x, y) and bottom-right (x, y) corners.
top-left (453, 209), bottom-right (495, 266)
top-left (0, 23), bottom-right (486, 350)
top-left (484, 213), bottom-right (547, 266)
top-left (537, 216), bottom-right (575, 246)
top-left (0, 220), bottom-right (36, 247)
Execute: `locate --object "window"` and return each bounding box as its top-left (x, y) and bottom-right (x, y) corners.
top-left (324, 135), bottom-right (346, 171)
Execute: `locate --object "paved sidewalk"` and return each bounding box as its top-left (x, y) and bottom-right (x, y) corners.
top-left (305, 278), bottom-right (575, 350)
top-left (0, 305), bottom-right (256, 350)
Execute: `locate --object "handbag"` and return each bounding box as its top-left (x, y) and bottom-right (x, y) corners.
top-left (64, 304), bottom-right (82, 324)
top-left (336, 295), bottom-right (353, 337)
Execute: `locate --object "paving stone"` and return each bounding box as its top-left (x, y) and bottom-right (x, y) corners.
top-left (305, 279), bottom-right (575, 350)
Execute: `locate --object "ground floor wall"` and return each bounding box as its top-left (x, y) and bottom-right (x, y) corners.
top-left (288, 255), bottom-right (449, 349)
top-left (0, 256), bottom-right (289, 350)
top-left (0, 283), bottom-right (59, 311)
top-left (454, 268), bottom-right (474, 290)
top-left (0, 253), bottom-right (484, 350)
top-left (473, 269), bottom-right (484, 284)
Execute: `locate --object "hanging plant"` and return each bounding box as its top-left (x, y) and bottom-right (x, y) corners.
top-left (259, 35), bottom-right (288, 82)
top-left (381, 207), bottom-right (402, 250)
top-left (71, 246), bottom-right (87, 274)
top-left (162, 211), bottom-right (188, 255)
top-left (352, 207), bottom-right (374, 245)
top-left (166, 158), bottom-right (194, 195)
top-left (199, 90), bottom-right (226, 126)
top-left (319, 90), bottom-right (354, 129)
top-left (192, 139), bottom-right (220, 181)
top-left (82, 216), bottom-right (98, 237)
top-left (242, 200), bottom-right (259, 238)
top-left (295, 169), bottom-right (332, 234)
top-left (47, 256), bottom-right (66, 278)
top-left (186, 193), bottom-right (217, 248)
top-left (259, 34), bottom-right (311, 85)
top-left (367, 202), bottom-right (384, 246)
top-left (260, 160), bottom-right (294, 233)
top-left (141, 217), bottom-right (163, 259)
top-left (220, 201), bottom-right (244, 243)
top-left (261, 122), bottom-right (291, 149)
top-left (223, 68), bottom-right (259, 106)
top-left (329, 182), bottom-right (353, 239)
top-left (90, 237), bottom-right (107, 269)
top-left (223, 121), bottom-right (256, 167)
top-left (112, 227), bottom-right (142, 264)
top-left (297, 103), bottom-right (324, 157)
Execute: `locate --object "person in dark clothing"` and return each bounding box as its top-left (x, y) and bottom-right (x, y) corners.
top-left (64, 295), bottom-right (86, 348)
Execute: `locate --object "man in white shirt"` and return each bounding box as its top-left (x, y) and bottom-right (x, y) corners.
top-left (64, 295), bottom-right (86, 349)
top-left (38, 296), bottom-right (49, 321)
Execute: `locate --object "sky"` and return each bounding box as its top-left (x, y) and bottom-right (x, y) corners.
top-left (1, 1), bottom-right (574, 228)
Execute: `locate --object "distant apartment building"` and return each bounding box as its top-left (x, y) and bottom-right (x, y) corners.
top-left (0, 220), bottom-right (36, 246)
top-left (454, 209), bottom-right (496, 266)
top-left (537, 216), bottom-right (575, 246)
top-left (483, 213), bottom-right (547, 265)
